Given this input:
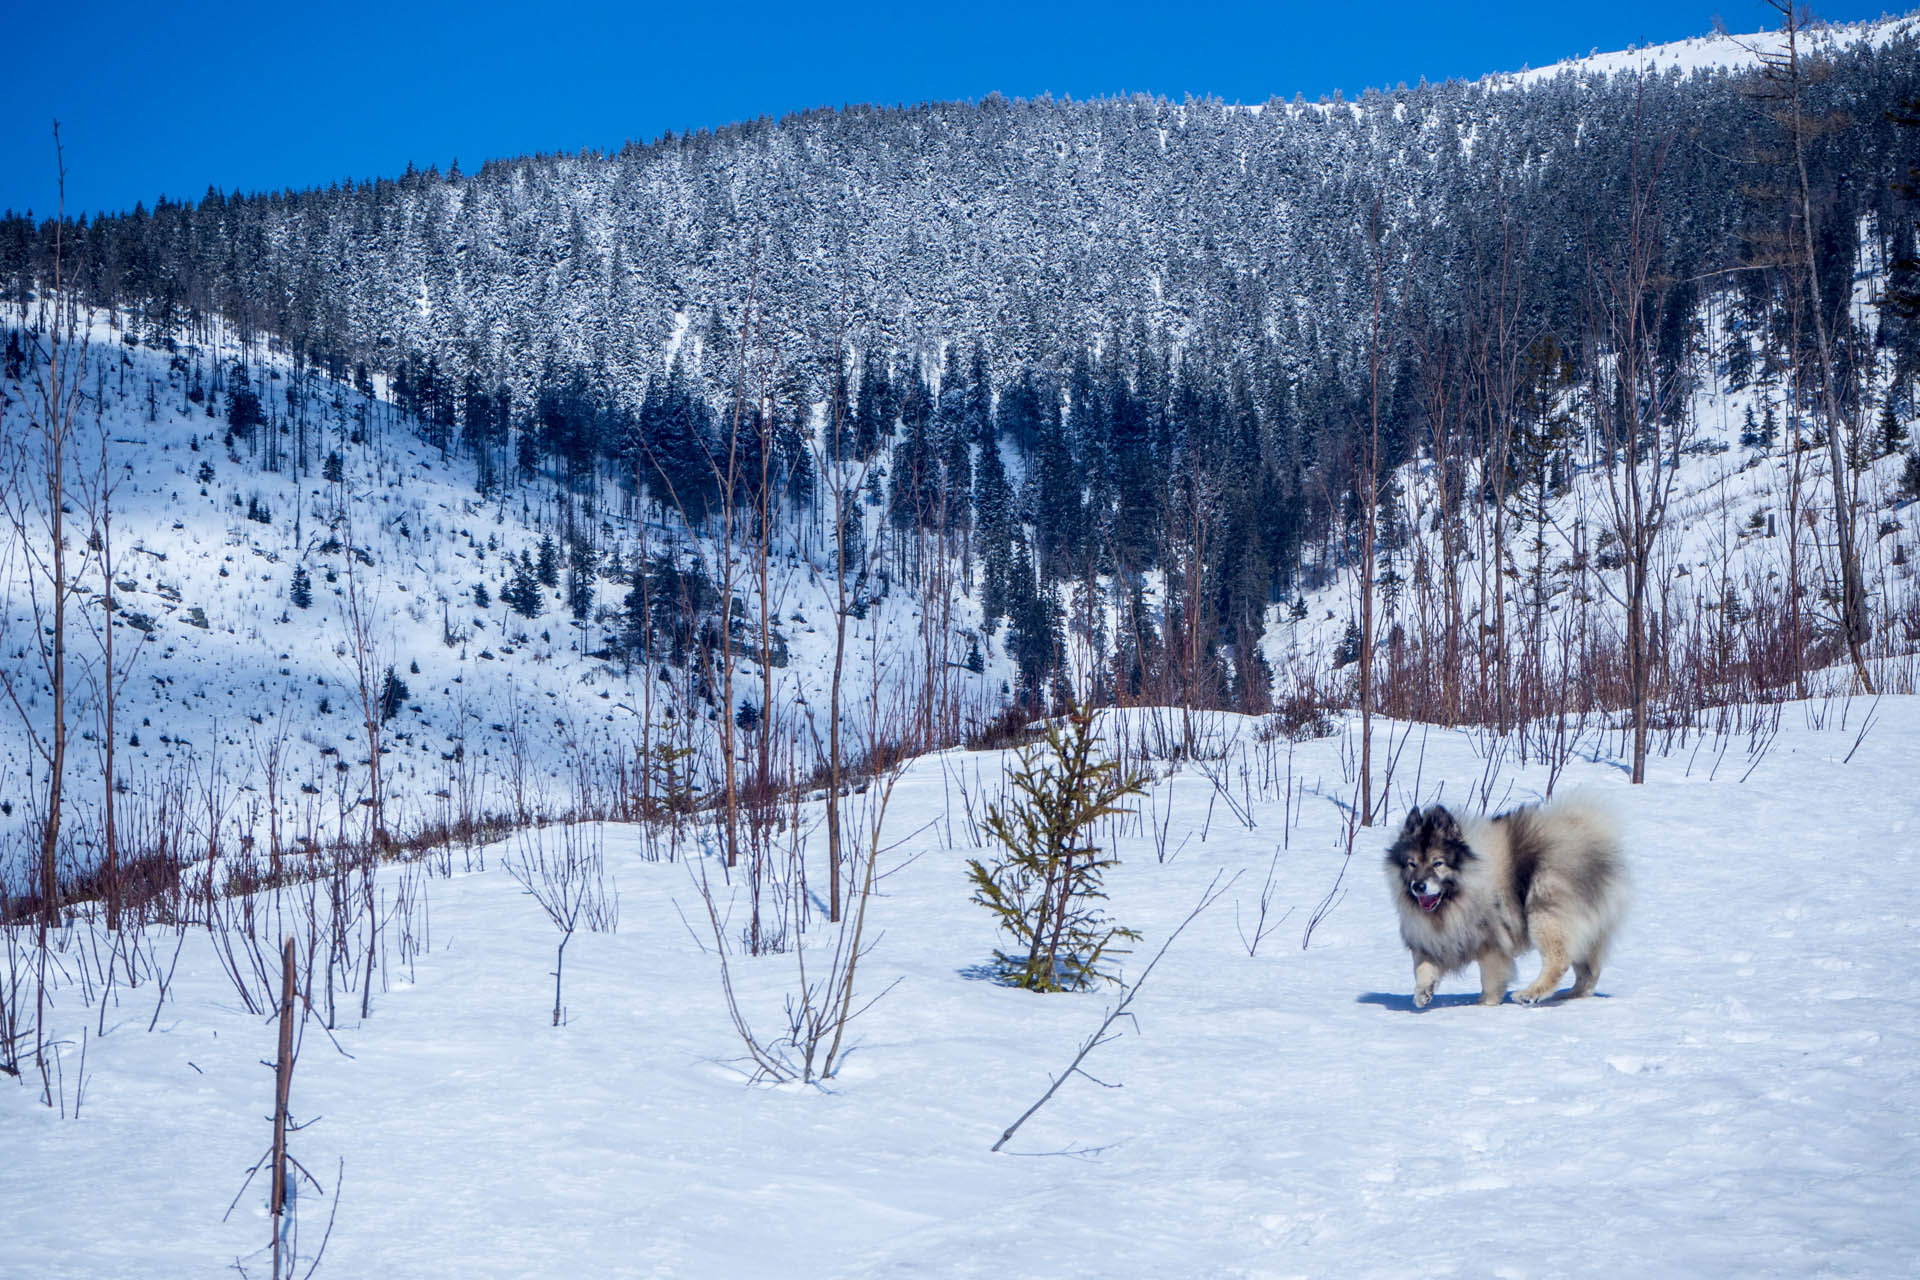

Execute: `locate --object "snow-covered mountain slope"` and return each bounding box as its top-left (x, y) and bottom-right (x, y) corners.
top-left (4, 696), bottom-right (1917, 1276)
top-left (0, 309), bottom-right (1014, 889)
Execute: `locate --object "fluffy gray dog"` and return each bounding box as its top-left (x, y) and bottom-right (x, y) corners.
top-left (1386, 799), bottom-right (1628, 1007)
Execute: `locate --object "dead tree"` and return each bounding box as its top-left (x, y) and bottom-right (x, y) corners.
top-left (1355, 199), bottom-right (1390, 826)
top-left (806, 311), bottom-right (888, 924)
top-left (1756, 1), bottom-right (1876, 691)
top-left (0, 125), bottom-right (87, 931)
top-left (77, 342), bottom-right (154, 928)
top-left (1587, 101), bottom-right (1684, 784)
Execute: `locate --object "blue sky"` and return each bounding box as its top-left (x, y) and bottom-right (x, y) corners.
top-left (1, 1), bottom-right (1901, 217)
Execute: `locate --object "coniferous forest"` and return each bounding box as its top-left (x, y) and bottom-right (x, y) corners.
top-left (6, 27), bottom-right (1920, 723)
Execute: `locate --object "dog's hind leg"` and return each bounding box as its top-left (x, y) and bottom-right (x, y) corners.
top-left (1571, 940), bottom-right (1609, 998)
top-left (1476, 949), bottom-right (1513, 1006)
top-left (1516, 926), bottom-right (1569, 1005)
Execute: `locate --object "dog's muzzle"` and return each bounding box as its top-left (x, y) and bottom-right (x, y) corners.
top-left (1412, 882), bottom-right (1444, 913)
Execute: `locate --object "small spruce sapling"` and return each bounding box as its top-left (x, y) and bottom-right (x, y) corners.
top-left (968, 705), bottom-right (1146, 992)
top-left (378, 667), bottom-right (409, 722)
top-left (1879, 401), bottom-right (1908, 457)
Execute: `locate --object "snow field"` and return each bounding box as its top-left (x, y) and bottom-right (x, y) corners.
top-left (5, 697), bottom-right (1918, 1277)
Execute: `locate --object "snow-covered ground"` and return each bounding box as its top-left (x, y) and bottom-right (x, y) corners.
top-left (5, 695), bottom-right (1916, 1277)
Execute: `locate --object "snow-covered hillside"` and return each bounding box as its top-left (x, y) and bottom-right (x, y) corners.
top-left (4, 694), bottom-right (1917, 1276)
top-left (0, 308), bottom-right (1014, 890)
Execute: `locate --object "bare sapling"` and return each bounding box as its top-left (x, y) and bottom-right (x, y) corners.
top-left (1302, 725), bottom-right (1374, 950)
top-left (249, 697), bottom-right (296, 883)
top-left (992, 871), bottom-right (1236, 1153)
top-left (506, 821), bottom-right (618, 1026)
top-left (332, 505), bottom-right (389, 1021)
top-left (1352, 196), bottom-right (1403, 828)
top-left (693, 608), bottom-right (910, 1084)
top-left (0, 906), bottom-right (25, 1076)
top-left (802, 302), bottom-right (891, 924)
top-left (336, 507), bottom-right (388, 850)
top-left (1464, 176), bottom-right (1532, 737)
top-left (226, 937), bottom-right (339, 1280)
top-left (693, 750), bottom-right (906, 1084)
top-left (1234, 848), bottom-right (1293, 957)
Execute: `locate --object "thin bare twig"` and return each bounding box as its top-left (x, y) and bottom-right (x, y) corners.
top-left (992, 870), bottom-right (1237, 1153)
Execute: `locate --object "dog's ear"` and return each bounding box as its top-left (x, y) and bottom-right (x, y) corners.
top-left (1427, 805), bottom-right (1458, 836)
top-left (1400, 807), bottom-right (1422, 835)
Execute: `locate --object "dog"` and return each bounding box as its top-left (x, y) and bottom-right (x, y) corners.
top-left (1385, 798), bottom-right (1627, 1007)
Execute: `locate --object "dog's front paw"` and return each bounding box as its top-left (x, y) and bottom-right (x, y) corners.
top-left (1413, 988), bottom-right (1433, 1009)
top-left (1514, 984), bottom-right (1554, 1006)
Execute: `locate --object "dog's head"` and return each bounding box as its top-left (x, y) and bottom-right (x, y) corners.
top-left (1387, 805), bottom-right (1475, 916)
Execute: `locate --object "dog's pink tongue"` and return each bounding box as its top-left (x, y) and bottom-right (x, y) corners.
top-left (1418, 893), bottom-right (1442, 912)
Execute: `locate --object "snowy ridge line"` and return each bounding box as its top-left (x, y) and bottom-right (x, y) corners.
top-left (1484, 11), bottom-right (1920, 91)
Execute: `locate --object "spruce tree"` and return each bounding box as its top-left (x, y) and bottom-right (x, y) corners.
top-left (974, 427), bottom-right (1014, 633)
top-left (621, 562), bottom-right (650, 656)
top-left (1880, 401), bottom-right (1908, 456)
top-left (227, 372), bottom-right (263, 439)
top-left (378, 666), bottom-right (409, 721)
top-left (506, 552), bottom-right (544, 619)
top-left (567, 543), bottom-right (594, 625)
top-left (1006, 535), bottom-right (1058, 698)
top-left (289, 564), bottom-right (313, 610)
top-left (966, 705), bottom-right (1145, 992)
